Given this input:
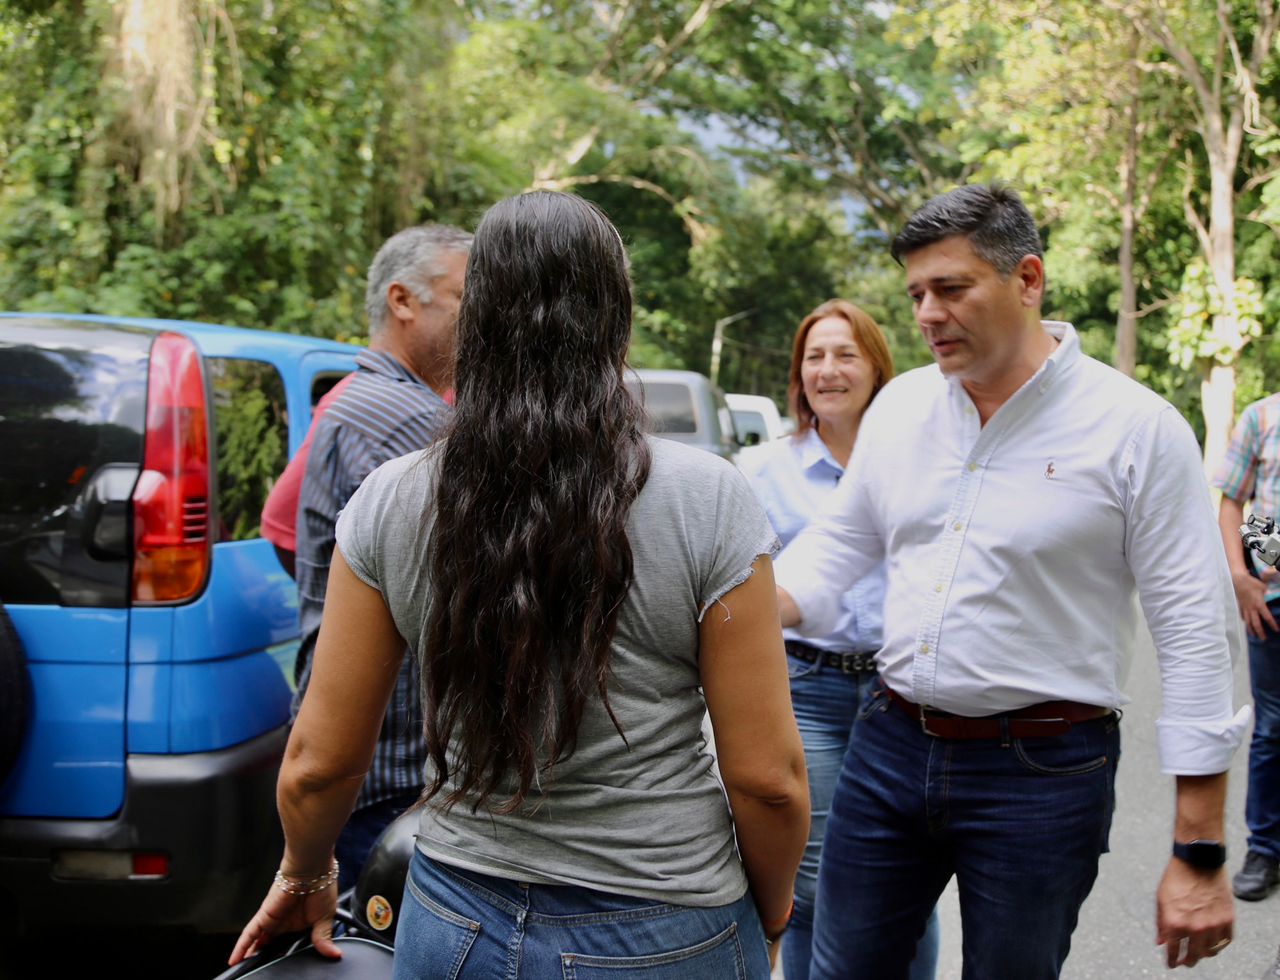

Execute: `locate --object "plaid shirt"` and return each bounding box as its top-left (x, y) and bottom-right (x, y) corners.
top-left (1212, 392), bottom-right (1280, 602)
top-left (295, 349), bottom-right (450, 809)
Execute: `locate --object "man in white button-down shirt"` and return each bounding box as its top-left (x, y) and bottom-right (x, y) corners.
top-left (775, 184), bottom-right (1251, 978)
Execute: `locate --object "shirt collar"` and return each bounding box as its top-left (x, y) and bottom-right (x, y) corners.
top-left (1036, 321), bottom-right (1078, 393)
top-left (356, 348), bottom-right (430, 389)
top-left (797, 425), bottom-right (844, 474)
top-left (942, 320), bottom-right (1080, 399)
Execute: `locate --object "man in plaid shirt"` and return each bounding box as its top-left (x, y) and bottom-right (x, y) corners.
top-left (1215, 392), bottom-right (1280, 902)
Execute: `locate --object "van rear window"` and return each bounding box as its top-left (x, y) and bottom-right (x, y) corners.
top-left (208, 358), bottom-right (289, 541)
top-left (635, 382), bottom-right (697, 434)
top-left (0, 326), bottom-right (149, 606)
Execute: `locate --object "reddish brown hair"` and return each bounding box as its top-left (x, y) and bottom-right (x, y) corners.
top-left (787, 299), bottom-right (895, 435)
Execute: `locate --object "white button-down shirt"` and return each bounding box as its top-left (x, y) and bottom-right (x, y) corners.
top-left (775, 322), bottom-right (1250, 775)
top-left (737, 426), bottom-right (886, 653)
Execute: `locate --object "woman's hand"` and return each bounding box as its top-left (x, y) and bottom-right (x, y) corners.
top-left (228, 882), bottom-right (341, 966)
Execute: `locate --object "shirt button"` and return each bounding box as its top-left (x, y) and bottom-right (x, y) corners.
top-left (933, 584), bottom-right (943, 593)
top-left (952, 521), bottom-right (963, 532)
top-left (920, 643), bottom-right (930, 654)
top-left (967, 462), bottom-right (978, 472)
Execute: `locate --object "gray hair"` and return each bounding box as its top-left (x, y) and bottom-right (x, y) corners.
top-left (890, 183), bottom-right (1042, 277)
top-left (364, 224), bottom-right (473, 334)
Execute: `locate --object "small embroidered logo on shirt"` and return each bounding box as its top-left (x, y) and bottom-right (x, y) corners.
top-left (1045, 460), bottom-right (1056, 479)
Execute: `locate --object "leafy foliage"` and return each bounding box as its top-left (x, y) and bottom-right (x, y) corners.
top-left (5, 0), bottom-right (1280, 450)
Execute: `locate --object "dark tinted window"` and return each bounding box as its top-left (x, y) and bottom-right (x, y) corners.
top-left (0, 322), bottom-right (149, 605)
top-left (209, 358), bottom-right (289, 541)
top-left (732, 409), bottom-right (767, 441)
top-left (311, 372), bottom-right (350, 407)
top-left (634, 382), bottom-right (697, 434)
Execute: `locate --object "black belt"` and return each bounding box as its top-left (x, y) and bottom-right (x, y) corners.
top-left (784, 640), bottom-right (877, 675)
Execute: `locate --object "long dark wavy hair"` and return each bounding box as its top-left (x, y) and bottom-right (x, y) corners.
top-left (421, 191), bottom-right (651, 814)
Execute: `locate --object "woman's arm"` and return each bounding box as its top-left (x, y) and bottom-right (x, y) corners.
top-left (230, 548), bottom-right (407, 964)
top-left (700, 555), bottom-right (809, 931)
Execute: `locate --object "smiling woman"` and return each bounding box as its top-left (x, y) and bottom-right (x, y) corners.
top-left (787, 300), bottom-right (892, 457)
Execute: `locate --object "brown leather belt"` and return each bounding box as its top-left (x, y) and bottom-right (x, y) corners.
top-left (882, 686), bottom-right (1111, 740)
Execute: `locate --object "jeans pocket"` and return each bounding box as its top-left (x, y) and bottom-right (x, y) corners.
top-left (560, 922), bottom-right (746, 980)
top-left (787, 654), bottom-right (821, 681)
top-left (1012, 726), bottom-right (1111, 776)
top-left (397, 866), bottom-right (481, 980)
top-left (855, 684), bottom-right (889, 722)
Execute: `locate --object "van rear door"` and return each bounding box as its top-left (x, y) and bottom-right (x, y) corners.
top-left (0, 318), bottom-right (150, 818)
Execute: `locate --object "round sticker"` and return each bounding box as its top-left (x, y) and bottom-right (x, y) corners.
top-left (366, 894), bottom-right (394, 931)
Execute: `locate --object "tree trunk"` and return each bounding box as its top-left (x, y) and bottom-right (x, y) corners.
top-left (1201, 156), bottom-right (1239, 479)
top-left (1115, 46), bottom-right (1140, 377)
top-left (1201, 362), bottom-right (1236, 483)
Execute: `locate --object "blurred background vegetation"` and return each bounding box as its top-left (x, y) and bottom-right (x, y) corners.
top-left (4, 0), bottom-right (1280, 465)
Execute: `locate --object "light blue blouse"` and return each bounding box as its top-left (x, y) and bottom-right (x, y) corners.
top-left (738, 427), bottom-right (886, 653)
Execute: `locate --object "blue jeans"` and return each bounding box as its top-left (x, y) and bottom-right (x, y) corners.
top-left (785, 655), bottom-right (940, 980)
top-left (811, 681), bottom-right (1120, 980)
top-left (336, 790), bottom-right (421, 891)
top-left (394, 850), bottom-right (772, 979)
top-left (1246, 613), bottom-right (1280, 862)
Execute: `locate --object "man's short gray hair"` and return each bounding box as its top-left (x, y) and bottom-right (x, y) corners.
top-left (890, 184), bottom-right (1042, 277)
top-left (365, 224), bottom-right (473, 334)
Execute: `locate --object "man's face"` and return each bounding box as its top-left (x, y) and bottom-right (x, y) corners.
top-left (403, 250), bottom-right (468, 387)
top-left (903, 235), bottom-right (1039, 389)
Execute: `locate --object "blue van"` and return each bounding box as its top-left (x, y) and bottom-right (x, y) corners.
top-left (0, 314), bottom-right (359, 930)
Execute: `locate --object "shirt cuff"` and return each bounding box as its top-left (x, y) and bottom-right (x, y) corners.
top-left (784, 581), bottom-right (841, 639)
top-left (1155, 705), bottom-right (1253, 775)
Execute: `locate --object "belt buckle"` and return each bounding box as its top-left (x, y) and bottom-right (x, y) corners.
top-left (919, 705), bottom-right (942, 737)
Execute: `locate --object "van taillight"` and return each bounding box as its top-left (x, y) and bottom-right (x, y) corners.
top-left (132, 332), bottom-right (211, 603)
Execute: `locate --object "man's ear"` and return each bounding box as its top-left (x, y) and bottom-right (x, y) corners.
top-left (385, 282), bottom-right (415, 324)
top-left (1015, 254), bottom-right (1045, 308)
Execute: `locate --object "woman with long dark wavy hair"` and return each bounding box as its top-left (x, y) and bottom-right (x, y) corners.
top-left (231, 191), bottom-right (808, 977)
top-left (737, 299), bottom-right (939, 980)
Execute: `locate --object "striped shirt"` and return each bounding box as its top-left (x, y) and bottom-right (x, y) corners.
top-left (1212, 392), bottom-right (1280, 602)
top-left (295, 348), bottom-right (450, 809)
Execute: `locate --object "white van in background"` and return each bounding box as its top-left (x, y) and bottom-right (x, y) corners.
top-left (726, 393), bottom-right (789, 446)
top-left (626, 369), bottom-right (742, 461)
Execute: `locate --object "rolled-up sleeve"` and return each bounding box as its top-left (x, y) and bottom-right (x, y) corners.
top-left (1126, 407), bottom-right (1251, 774)
top-left (773, 433), bottom-right (885, 638)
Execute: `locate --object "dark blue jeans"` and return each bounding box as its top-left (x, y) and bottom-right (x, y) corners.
top-left (786, 655), bottom-right (940, 980)
top-left (811, 683), bottom-right (1120, 980)
top-left (336, 789), bottom-right (422, 891)
top-left (1246, 613), bottom-right (1280, 862)
top-left (393, 851), bottom-right (771, 978)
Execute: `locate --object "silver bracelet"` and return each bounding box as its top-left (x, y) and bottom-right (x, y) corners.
top-left (273, 861), bottom-right (339, 896)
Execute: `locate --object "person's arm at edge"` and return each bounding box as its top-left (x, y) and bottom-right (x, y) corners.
top-left (230, 549), bottom-right (406, 965)
top-left (1217, 494), bottom-right (1276, 641)
top-left (1126, 408), bottom-right (1242, 969)
top-left (1156, 773), bottom-right (1233, 968)
top-left (700, 556), bottom-right (809, 933)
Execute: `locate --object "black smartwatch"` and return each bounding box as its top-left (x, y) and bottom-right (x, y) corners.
top-left (1172, 839), bottom-right (1227, 870)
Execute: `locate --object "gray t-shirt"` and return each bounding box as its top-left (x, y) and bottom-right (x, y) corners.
top-left (335, 436), bottom-right (778, 907)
